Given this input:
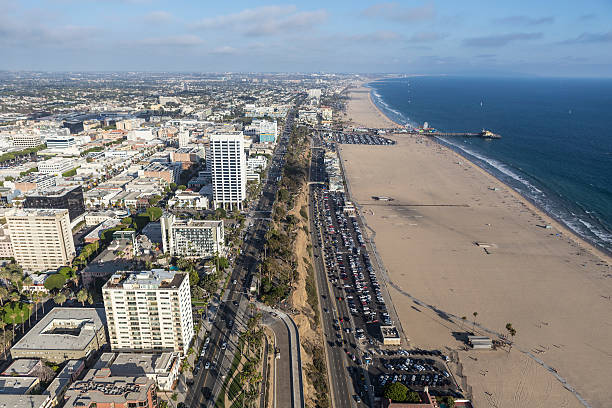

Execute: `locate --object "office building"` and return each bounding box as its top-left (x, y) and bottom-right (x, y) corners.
top-left (5, 209), bottom-right (75, 271)
top-left (102, 270), bottom-right (193, 355)
top-left (244, 119), bottom-right (277, 143)
top-left (37, 157), bottom-right (75, 175)
top-left (45, 136), bottom-right (76, 149)
top-left (12, 134), bottom-right (42, 148)
top-left (14, 173), bottom-right (56, 193)
top-left (24, 185), bottom-right (85, 222)
top-left (210, 132), bottom-right (247, 210)
top-left (160, 215), bottom-right (224, 258)
top-left (10, 308), bottom-right (107, 363)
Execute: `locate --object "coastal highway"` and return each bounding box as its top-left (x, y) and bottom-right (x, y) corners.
top-left (187, 109), bottom-right (300, 408)
top-left (308, 143), bottom-right (359, 408)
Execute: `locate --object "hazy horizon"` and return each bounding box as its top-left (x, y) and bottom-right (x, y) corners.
top-left (1, 1), bottom-right (611, 77)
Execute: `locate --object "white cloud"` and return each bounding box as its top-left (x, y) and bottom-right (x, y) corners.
top-left (143, 10), bottom-right (174, 24)
top-left (193, 5), bottom-right (328, 36)
top-left (361, 2), bottom-right (435, 23)
top-left (137, 34), bottom-right (204, 47)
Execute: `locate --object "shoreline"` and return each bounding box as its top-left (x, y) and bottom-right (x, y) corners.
top-left (361, 80), bottom-right (611, 265)
top-left (342, 82), bottom-right (612, 408)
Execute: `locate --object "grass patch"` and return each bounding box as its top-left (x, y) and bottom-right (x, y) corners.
top-left (305, 264), bottom-right (320, 327)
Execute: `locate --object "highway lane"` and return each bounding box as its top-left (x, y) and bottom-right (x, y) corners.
top-left (308, 144), bottom-right (355, 408)
top-left (190, 109), bottom-right (298, 408)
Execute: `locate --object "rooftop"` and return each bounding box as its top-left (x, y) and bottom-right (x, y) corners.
top-left (1, 359), bottom-right (41, 376)
top-left (94, 352), bottom-right (178, 376)
top-left (64, 370), bottom-right (153, 406)
top-left (6, 208), bottom-right (69, 219)
top-left (11, 308), bottom-right (106, 352)
top-left (0, 395), bottom-right (49, 408)
top-left (24, 184), bottom-right (81, 198)
top-left (0, 376), bottom-right (39, 394)
top-left (103, 269), bottom-right (186, 290)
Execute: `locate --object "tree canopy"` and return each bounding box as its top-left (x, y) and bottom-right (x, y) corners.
top-left (2, 302), bottom-right (31, 325)
top-left (44, 274), bottom-right (67, 291)
top-left (383, 382), bottom-right (420, 403)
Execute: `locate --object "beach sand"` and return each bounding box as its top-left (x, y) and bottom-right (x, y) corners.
top-left (341, 85), bottom-right (612, 408)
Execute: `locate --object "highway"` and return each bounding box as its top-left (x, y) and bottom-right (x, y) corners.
top-left (308, 136), bottom-right (374, 407)
top-left (187, 109), bottom-right (300, 408)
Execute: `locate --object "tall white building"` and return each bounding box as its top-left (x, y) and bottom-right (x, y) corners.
top-left (160, 215), bottom-right (224, 258)
top-left (103, 270), bottom-right (194, 355)
top-left (5, 209), bottom-right (75, 271)
top-left (210, 131), bottom-right (247, 210)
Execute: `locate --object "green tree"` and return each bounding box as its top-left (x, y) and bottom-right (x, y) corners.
top-left (58, 266), bottom-right (75, 280)
top-left (384, 382), bottom-right (409, 402)
top-left (2, 302), bottom-right (31, 339)
top-left (44, 274), bottom-right (67, 291)
top-left (439, 396), bottom-right (455, 408)
top-left (188, 268), bottom-right (199, 287)
top-left (145, 207), bottom-right (163, 222)
top-left (53, 292), bottom-right (67, 306)
top-left (76, 288), bottom-right (89, 306)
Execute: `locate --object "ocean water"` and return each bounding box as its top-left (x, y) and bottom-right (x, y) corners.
top-left (368, 76), bottom-right (612, 254)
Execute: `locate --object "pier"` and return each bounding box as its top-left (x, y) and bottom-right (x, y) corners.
top-left (408, 129), bottom-right (501, 139)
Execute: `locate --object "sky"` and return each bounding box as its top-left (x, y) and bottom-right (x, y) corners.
top-left (1, 0), bottom-right (611, 76)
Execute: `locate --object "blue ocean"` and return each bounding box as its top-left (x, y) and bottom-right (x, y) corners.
top-left (368, 77), bottom-right (612, 254)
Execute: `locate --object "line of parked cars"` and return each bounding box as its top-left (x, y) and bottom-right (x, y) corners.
top-left (330, 133), bottom-right (396, 145)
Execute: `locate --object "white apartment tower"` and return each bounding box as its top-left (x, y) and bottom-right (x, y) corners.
top-left (210, 131), bottom-right (247, 210)
top-left (160, 214), bottom-right (224, 258)
top-left (103, 270), bottom-right (194, 355)
top-left (6, 209), bottom-right (75, 271)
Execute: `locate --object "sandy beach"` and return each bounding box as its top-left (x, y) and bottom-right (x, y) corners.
top-left (341, 84), bottom-right (612, 408)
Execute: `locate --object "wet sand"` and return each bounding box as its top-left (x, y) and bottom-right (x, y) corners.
top-left (341, 85), bottom-right (612, 408)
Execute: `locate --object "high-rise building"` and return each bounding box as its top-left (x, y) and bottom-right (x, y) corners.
top-left (160, 214), bottom-right (224, 258)
top-left (5, 209), bottom-right (76, 271)
top-left (210, 131), bottom-right (247, 210)
top-left (102, 270), bottom-right (194, 355)
top-left (23, 185), bottom-right (85, 222)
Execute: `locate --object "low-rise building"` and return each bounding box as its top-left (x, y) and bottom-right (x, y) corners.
top-left (167, 190), bottom-right (210, 209)
top-left (63, 370), bottom-right (158, 408)
top-left (37, 157), bottom-right (76, 175)
top-left (93, 352), bottom-right (180, 391)
top-left (0, 376), bottom-right (40, 395)
top-left (10, 308), bottom-right (107, 363)
top-left (139, 162), bottom-right (180, 184)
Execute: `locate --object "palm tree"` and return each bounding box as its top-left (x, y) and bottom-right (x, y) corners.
top-left (505, 323), bottom-right (517, 352)
top-left (461, 316), bottom-right (467, 331)
top-left (32, 292), bottom-right (41, 321)
top-left (8, 309), bottom-right (17, 341)
top-left (0, 287), bottom-right (8, 306)
top-left (473, 312), bottom-right (478, 333)
top-left (54, 293), bottom-right (67, 306)
top-left (76, 288), bottom-right (88, 306)
top-left (0, 320), bottom-right (6, 358)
